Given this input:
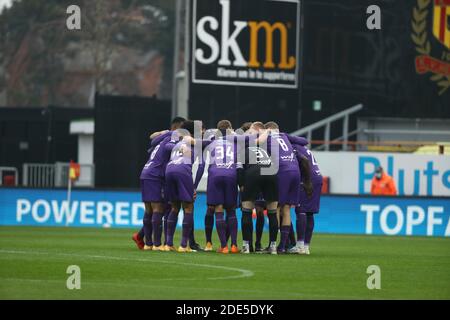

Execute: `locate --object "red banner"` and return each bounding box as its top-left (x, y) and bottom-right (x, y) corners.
top-left (415, 55), bottom-right (450, 76)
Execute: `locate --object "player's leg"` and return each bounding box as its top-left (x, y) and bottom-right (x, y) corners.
top-left (295, 206), bottom-right (307, 252)
top-left (189, 208), bottom-right (203, 251)
top-left (179, 201), bottom-right (195, 252)
top-left (261, 173), bottom-right (279, 254)
top-left (222, 175), bottom-right (239, 253)
top-left (266, 202), bottom-right (279, 254)
top-left (214, 177), bottom-right (228, 253)
top-left (297, 176), bottom-right (322, 255)
top-left (204, 205), bottom-right (215, 251)
top-left (241, 201), bottom-right (254, 254)
top-left (304, 213), bottom-right (315, 255)
top-left (277, 204), bottom-right (291, 253)
top-left (254, 202), bottom-right (265, 252)
top-left (151, 201), bottom-right (165, 251)
top-left (142, 202), bottom-right (154, 250)
top-left (137, 227), bottom-right (145, 240)
top-left (163, 203), bottom-right (171, 245)
top-left (205, 174), bottom-right (220, 251)
top-left (225, 205), bottom-right (239, 253)
top-left (277, 172), bottom-right (299, 253)
top-left (164, 202), bottom-right (180, 251)
top-left (289, 222), bottom-right (296, 247)
top-left (225, 212), bottom-right (230, 244)
top-left (241, 170), bottom-right (260, 253)
top-left (215, 204), bottom-right (229, 253)
top-left (133, 179), bottom-right (150, 250)
top-left (177, 173), bottom-right (196, 252)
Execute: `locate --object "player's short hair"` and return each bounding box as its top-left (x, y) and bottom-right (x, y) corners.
top-left (217, 120), bottom-right (232, 130)
top-left (180, 120), bottom-right (195, 136)
top-left (240, 122), bottom-right (252, 132)
top-left (171, 116), bottom-right (186, 130)
top-left (251, 122), bottom-right (265, 130)
top-left (264, 121), bottom-right (279, 130)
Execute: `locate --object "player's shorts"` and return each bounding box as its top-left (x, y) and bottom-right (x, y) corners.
top-left (297, 176), bottom-right (323, 213)
top-left (206, 175), bottom-right (238, 207)
top-left (164, 171), bottom-right (194, 202)
top-left (241, 167), bottom-right (278, 202)
top-left (140, 178), bottom-right (165, 202)
top-left (277, 170), bottom-right (301, 206)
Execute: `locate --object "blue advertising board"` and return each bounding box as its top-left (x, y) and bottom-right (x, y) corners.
top-left (0, 188), bottom-right (449, 237)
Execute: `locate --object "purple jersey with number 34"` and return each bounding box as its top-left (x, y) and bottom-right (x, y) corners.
top-left (206, 137), bottom-right (237, 178)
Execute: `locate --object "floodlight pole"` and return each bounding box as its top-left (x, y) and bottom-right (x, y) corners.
top-left (171, 0), bottom-right (190, 120)
top-left (171, 0), bottom-right (182, 120)
top-left (182, 0), bottom-right (191, 120)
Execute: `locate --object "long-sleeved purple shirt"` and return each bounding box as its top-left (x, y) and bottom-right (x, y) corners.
top-left (140, 132), bottom-right (174, 180)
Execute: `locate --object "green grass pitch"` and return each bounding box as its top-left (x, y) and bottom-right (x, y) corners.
top-left (1, 226), bottom-right (449, 299)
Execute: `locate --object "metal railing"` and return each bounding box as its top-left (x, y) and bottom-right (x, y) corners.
top-left (22, 163), bottom-right (55, 187)
top-left (290, 103), bottom-right (363, 151)
top-left (22, 163), bottom-right (95, 188)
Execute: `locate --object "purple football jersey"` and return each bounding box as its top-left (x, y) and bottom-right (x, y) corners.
top-left (140, 135), bottom-right (173, 180)
top-left (295, 144), bottom-right (321, 178)
top-left (205, 137), bottom-right (238, 177)
top-left (150, 130), bottom-right (172, 148)
top-left (165, 140), bottom-right (195, 176)
top-left (270, 132), bottom-right (299, 173)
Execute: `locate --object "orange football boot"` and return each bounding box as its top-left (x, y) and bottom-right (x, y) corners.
top-left (217, 246), bottom-right (229, 254)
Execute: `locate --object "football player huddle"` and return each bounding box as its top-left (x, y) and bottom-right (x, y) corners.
top-left (132, 117), bottom-right (322, 255)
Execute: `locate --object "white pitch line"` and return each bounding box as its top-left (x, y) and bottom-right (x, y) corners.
top-left (0, 249), bottom-right (254, 281)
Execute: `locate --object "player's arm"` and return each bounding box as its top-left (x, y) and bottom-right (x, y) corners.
top-left (287, 134), bottom-right (309, 146)
top-left (298, 154), bottom-right (313, 198)
top-left (150, 130), bottom-right (169, 140)
top-left (194, 161), bottom-right (205, 190)
top-left (150, 130), bottom-right (171, 148)
top-left (163, 139), bottom-right (176, 156)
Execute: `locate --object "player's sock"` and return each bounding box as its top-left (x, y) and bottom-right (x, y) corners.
top-left (215, 212), bottom-right (227, 248)
top-left (225, 213), bottom-right (230, 243)
top-left (205, 207), bottom-right (214, 243)
top-left (279, 225), bottom-right (290, 251)
top-left (151, 212), bottom-right (163, 246)
top-left (296, 209), bottom-right (307, 243)
top-left (305, 214), bottom-right (315, 246)
top-left (267, 210), bottom-right (278, 243)
top-left (181, 212), bottom-right (193, 248)
top-left (143, 212), bottom-right (153, 246)
top-left (289, 223), bottom-right (296, 247)
top-left (255, 213), bottom-right (264, 246)
top-left (227, 209), bottom-right (238, 246)
top-left (163, 205), bottom-right (171, 245)
top-left (241, 209), bottom-right (253, 244)
top-left (189, 209), bottom-right (196, 245)
top-left (166, 210), bottom-right (178, 246)
top-left (138, 227), bottom-right (144, 240)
